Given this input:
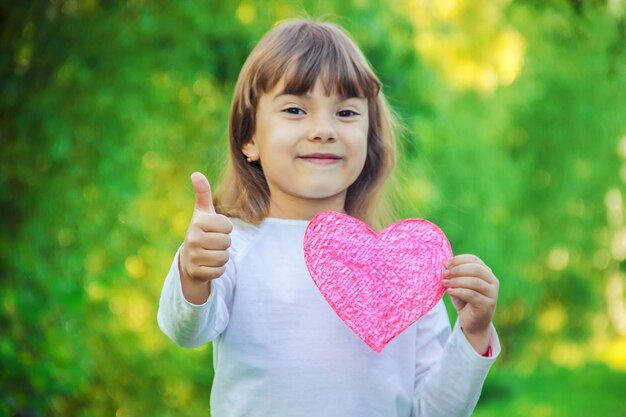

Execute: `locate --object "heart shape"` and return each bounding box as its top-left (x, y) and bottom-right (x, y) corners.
top-left (303, 211), bottom-right (452, 353)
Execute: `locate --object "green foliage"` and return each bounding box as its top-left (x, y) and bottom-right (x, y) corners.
top-left (1, 0), bottom-right (625, 415)
top-left (476, 362), bottom-right (626, 417)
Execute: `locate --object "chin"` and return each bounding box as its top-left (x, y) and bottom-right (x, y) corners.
top-left (301, 188), bottom-right (347, 200)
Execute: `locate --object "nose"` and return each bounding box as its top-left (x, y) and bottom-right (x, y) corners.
top-left (308, 114), bottom-right (337, 143)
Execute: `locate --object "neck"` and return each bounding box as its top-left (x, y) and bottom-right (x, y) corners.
top-left (268, 192), bottom-right (347, 220)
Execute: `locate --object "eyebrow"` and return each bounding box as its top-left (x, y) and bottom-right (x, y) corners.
top-left (272, 90), bottom-right (363, 102)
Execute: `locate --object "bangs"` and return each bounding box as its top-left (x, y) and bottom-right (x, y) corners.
top-left (253, 21), bottom-right (381, 99)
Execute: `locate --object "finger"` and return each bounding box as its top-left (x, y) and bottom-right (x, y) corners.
top-left (448, 292), bottom-right (466, 311)
top-left (191, 265), bottom-right (227, 281)
top-left (445, 254), bottom-right (486, 269)
top-left (446, 263), bottom-right (496, 283)
top-left (199, 250), bottom-right (230, 267)
top-left (189, 249), bottom-right (229, 268)
top-left (443, 276), bottom-right (495, 297)
top-left (191, 172), bottom-right (215, 214)
top-left (191, 212), bottom-right (233, 234)
top-left (446, 287), bottom-right (493, 308)
top-left (200, 232), bottom-right (231, 250)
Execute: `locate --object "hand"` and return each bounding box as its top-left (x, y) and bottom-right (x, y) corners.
top-left (179, 172), bottom-right (233, 304)
top-left (442, 254), bottom-right (499, 354)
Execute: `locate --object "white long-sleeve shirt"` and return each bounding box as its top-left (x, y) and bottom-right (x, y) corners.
top-left (158, 217), bottom-right (500, 417)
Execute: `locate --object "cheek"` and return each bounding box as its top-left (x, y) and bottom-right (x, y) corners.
top-left (347, 131), bottom-right (369, 177)
top-left (355, 149), bottom-right (368, 177)
top-left (352, 127), bottom-right (369, 162)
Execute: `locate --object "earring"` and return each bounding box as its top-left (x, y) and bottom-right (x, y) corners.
top-left (246, 157), bottom-right (252, 163)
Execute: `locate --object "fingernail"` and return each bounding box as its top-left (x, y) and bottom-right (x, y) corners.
top-left (444, 260), bottom-right (451, 268)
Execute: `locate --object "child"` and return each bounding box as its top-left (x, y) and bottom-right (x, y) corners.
top-left (158, 18), bottom-right (500, 417)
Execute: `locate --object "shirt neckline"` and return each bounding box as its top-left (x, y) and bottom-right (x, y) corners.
top-left (262, 217), bottom-right (311, 226)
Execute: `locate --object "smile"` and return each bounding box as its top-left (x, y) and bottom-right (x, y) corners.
top-left (298, 153), bottom-right (343, 165)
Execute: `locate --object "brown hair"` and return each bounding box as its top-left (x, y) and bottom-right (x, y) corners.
top-left (214, 18), bottom-right (398, 230)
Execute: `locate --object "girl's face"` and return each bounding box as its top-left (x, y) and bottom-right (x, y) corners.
top-left (243, 78), bottom-right (369, 219)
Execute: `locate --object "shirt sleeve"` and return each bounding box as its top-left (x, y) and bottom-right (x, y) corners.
top-left (412, 301), bottom-right (501, 417)
top-left (157, 246), bottom-right (235, 348)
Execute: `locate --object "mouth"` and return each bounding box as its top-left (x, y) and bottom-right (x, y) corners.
top-left (298, 153), bottom-right (343, 165)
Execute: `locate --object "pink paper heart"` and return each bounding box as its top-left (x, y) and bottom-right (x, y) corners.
top-left (304, 211), bottom-right (453, 353)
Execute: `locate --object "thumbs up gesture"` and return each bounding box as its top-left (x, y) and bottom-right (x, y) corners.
top-left (179, 172), bottom-right (233, 303)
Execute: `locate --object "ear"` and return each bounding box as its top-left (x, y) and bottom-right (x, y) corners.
top-left (242, 138), bottom-right (260, 161)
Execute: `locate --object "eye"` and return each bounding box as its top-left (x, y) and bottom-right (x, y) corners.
top-left (337, 109), bottom-right (360, 118)
top-left (282, 107), bottom-right (306, 115)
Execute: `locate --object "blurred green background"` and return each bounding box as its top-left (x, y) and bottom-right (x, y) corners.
top-left (2, 0), bottom-right (626, 416)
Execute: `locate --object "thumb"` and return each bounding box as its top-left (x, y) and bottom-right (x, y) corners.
top-left (190, 172), bottom-right (215, 213)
